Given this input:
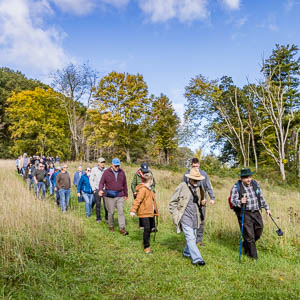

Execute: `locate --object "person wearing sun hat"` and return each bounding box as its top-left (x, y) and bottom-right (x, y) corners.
top-left (99, 158), bottom-right (129, 235)
top-left (230, 168), bottom-right (271, 260)
top-left (169, 168), bottom-right (206, 266)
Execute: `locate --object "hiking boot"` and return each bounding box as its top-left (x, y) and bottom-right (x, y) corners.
top-left (192, 260), bottom-right (205, 266)
top-left (109, 227), bottom-right (114, 232)
top-left (144, 248), bottom-right (152, 255)
top-left (96, 219), bottom-right (101, 223)
top-left (120, 228), bottom-right (129, 236)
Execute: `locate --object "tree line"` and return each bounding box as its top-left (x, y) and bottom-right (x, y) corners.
top-left (0, 44), bottom-right (299, 181)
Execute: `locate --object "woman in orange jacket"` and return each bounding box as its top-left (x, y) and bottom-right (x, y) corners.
top-left (130, 173), bottom-right (158, 254)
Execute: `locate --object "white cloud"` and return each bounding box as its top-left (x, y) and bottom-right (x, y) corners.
top-left (223, 0), bottom-right (240, 10)
top-left (0, 0), bottom-right (68, 74)
top-left (138, 0), bottom-right (209, 23)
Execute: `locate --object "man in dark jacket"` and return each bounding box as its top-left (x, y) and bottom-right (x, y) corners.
top-left (99, 158), bottom-right (129, 235)
top-left (33, 163), bottom-right (47, 199)
top-left (183, 158), bottom-right (215, 246)
top-left (56, 164), bottom-right (71, 213)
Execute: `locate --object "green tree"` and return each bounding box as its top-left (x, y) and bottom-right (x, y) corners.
top-left (88, 71), bottom-right (150, 162)
top-left (0, 67), bottom-right (48, 157)
top-left (150, 94), bottom-right (180, 165)
top-left (6, 88), bottom-right (71, 158)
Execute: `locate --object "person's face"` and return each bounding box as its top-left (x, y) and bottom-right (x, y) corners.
top-left (189, 178), bottom-right (198, 186)
top-left (241, 176), bottom-right (252, 186)
top-left (78, 166), bottom-right (82, 172)
top-left (112, 164), bottom-right (120, 171)
top-left (192, 162), bottom-right (200, 168)
top-left (39, 164), bottom-right (44, 170)
top-left (98, 161), bottom-right (105, 168)
top-left (62, 165), bottom-right (68, 172)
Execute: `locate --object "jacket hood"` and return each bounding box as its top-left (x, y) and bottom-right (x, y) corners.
top-left (136, 183), bottom-right (150, 192)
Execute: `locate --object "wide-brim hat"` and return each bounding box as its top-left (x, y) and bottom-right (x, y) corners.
top-left (239, 168), bottom-right (254, 177)
top-left (185, 168), bottom-right (205, 181)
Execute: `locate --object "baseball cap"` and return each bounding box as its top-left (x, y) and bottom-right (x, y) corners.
top-left (98, 157), bottom-right (106, 163)
top-left (112, 158), bottom-right (121, 166)
top-left (140, 162), bottom-right (149, 173)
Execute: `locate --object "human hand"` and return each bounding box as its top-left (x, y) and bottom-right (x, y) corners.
top-left (77, 193), bottom-right (81, 197)
top-left (54, 187), bottom-right (57, 191)
top-left (99, 190), bottom-right (104, 197)
top-left (266, 210), bottom-right (271, 216)
top-left (241, 194), bottom-right (247, 204)
top-left (201, 199), bottom-right (207, 206)
top-left (124, 196), bottom-right (127, 201)
top-left (210, 200), bottom-right (215, 205)
top-left (130, 212), bottom-right (135, 218)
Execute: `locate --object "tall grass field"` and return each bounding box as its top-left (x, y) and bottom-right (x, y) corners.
top-left (0, 159), bottom-right (299, 299)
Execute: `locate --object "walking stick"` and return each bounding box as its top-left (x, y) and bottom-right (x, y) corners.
top-left (269, 214), bottom-right (284, 236)
top-left (239, 202), bottom-right (246, 264)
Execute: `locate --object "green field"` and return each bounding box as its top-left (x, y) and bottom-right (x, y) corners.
top-left (0, 160), bottom-right (299, 300)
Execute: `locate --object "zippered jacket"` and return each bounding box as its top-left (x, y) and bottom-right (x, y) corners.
top-left (77, 173), bottom-right (93, 194)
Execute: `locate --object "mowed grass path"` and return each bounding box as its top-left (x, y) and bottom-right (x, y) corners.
top-left (0, 160), bottom-right (299, 300)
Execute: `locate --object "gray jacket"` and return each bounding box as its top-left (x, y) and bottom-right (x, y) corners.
top-left (169, 182), bottom-right (204, 233)
top-left (90, 166), bottom-right (106, 191)
top-left (183, 168), bottom-right (215, 201)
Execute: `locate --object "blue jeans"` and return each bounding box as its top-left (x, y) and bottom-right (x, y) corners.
top-left (82, 192), bottom-right (93, 217)
top-left (36, 182), bottom-right (46, 199)
top-left (49, 181), bottom-right (54, 195)
top-left (59, 189), bottom-right (70, 212)
top-left (181, 223), bottom-right (204, 264)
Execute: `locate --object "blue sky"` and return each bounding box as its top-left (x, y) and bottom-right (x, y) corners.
top-left (1, 0), bottom-right (300, 148)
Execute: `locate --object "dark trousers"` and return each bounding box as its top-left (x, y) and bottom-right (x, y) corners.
top-left (94, 189), bottom-right (108, 221)
top-left (55, 190), bottom-right (60, 206)
top-left (140, 217), bottom-right (155, 249)
top-left (242, 211), bottom-right (264, 259)
top-left (196, 206), bottom-right (206, 243)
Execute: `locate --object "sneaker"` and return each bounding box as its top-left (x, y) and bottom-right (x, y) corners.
top-left (120, 228), bottom-right (129, 236)
top-left (144, 248), bottom-right (152, 255)
top-left (192, 260), bottom-right (205, 266)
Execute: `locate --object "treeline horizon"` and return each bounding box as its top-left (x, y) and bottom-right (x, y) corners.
top-left (0, 43), bottom-right (299, 183)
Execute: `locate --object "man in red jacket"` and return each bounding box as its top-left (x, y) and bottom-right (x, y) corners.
top-left (99, 158), bottom-right (129, 235)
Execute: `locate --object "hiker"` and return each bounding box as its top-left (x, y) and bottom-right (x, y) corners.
top-left (56, 164), bottom-right (71, 213)
top-left (51, 166), bottom-right (61, 206)
top-left (230, 168), bottom-right (271, 260)
top-left (73, 165), bottom-right (84, 203)
top-left (131, 162), bottom-right (156, 229)
top-left (90, 158), bottom-right (108, 223)
top-left (183, 157), bottom-right (215, 246)
top-left (16, 156), bottom-right (21, 174)
top-left (99, 158), bottom-right (129, 235)
top-left (130, 173), bottom-right (158, 254)
top-left (32, 163), bottom-right (47, 199)
top-left (77, 167), bottom-right (94, 218)
top-left (169, 168), bottom-right (206, 266)
top-left (48, 162), bottom-right (55, 195)
top-left (20, 153), bottom-right (29, 176)
top-left (25, 162), bottom-right (35, 191)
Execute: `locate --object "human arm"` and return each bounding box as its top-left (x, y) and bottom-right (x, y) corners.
top-left (123, 172), bottom-right (128, 200)
top-left (98, 173), bottom-right (105, 196)
top-left (77, 176), bottom-right (83, 194)
top-left (90, 169), bottom-right (96, 192)
top-left (131, 173), bottom-right (137, 194)
top-left (202, 172), bottom-right (215, 201)
top-left (230, 185), bottom-right (241, 208)
top-left (169, 184), bottom-right (182, 214)
top-left (130, 188), bottom-right (146, 213)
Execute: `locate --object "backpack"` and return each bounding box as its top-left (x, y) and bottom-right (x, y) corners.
top-left (228, 180), bottom-right (262, 210)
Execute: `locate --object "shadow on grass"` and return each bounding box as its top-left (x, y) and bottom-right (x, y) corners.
top-left (210, 228), bottom-right (240, 252)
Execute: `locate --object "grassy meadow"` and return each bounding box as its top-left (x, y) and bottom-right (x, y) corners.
top-left (0, 159), bottom-right (299, 300)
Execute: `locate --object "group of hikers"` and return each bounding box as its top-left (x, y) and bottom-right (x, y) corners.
top-left (16, 153), bottom-right (271, 266)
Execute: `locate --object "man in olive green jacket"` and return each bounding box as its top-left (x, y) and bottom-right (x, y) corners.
top-left (169, 168), bottom-right (206, 266)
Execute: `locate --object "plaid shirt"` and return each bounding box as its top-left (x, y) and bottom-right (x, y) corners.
top-left (231, 181), bottom-right (269, 211)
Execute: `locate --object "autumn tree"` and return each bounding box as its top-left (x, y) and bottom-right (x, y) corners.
top-left (150, 94), bottom-right (180, 165)
top-left (87, 71), bottom-right (149, 163)
top-left (6, 88), bottom-right (71, 158)
top-left (51, 63), bottom-right (98, 160)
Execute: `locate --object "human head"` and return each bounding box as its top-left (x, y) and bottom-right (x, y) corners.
top-left (185, 167), bottom-right (204, 186)
top-left (191, 157), bottom-right (200, 168)
top-left (23, 153), bottom-right (27, 157)
top-left (78, 165), bottom-right (82, 172)
top-left (38, 163), bottom-right (45, 170)
top-left (239, 168), bottom-right (254, 186)
top-left (140, 162), bottom-right (149, 174)
top-left (61, 164), bottom-right (68, 173)
top-left (143, 173), bottom-right (153, 186)
top-left (112, 158), bottom-right (120, 171)
top-left (98, 157), bottom-right (106, 168)
top-left (86, 167), bottom-right (91, 174)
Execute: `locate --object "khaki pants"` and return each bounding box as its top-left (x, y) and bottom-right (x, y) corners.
top-left (105, 197), bottom-right (126, 229)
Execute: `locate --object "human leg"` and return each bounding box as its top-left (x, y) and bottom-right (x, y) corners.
top-left (59, 189), bottom-right (66, 212)
top-left (105, 197), bottom-right (116, 228)
top-left (116, 197), bottom-right (126, 229)
top-left (196, 206), bottom-right (206, 243)
top-left (140, 218), bottom-right (151, 249)
top-left (182, 223), bottom-right (204, 264)
top-left (243, 212), bottom-right (258, 259)
top-left (95, 189), bottom-right (101, 221)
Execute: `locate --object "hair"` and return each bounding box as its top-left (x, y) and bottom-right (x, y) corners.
top-left (191, 158), bottom-right (199, 164)
top-left (143, 173), bottom-right (153, 184)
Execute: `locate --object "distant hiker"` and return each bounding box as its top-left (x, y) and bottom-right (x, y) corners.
top-left (183, 157), bottom-right (215, 246)
top-left (56, 164), bottom-right (71, 213)
top-left (32, 163), bottom-right (47, 199)
top-left (25, 162), bottom-right (35, 191)
top-left (73, 165), bottom-right (84, 203)
top-left (99, 158), bottom-right (129, 235)
top-left (131, 162), bottom-right (156, 229)
top-left (51, 166), bottom-right (61, 206)
top-left (230, 168), bottom-right (271, 260)
top-left (90, 158), bottom-right (108, 223)
top-left (170, 168), bottom-right (206, 266)
top-left (77, 167), bottom-right (94, 217)
top-left (130, 173), bottom-right (158, 254)
top-left (48, 162), bottom-right (55, 195)
top-left (20, 153), bottom-right (29, 176)
top-left (16, 156), bottom-right (21, 174)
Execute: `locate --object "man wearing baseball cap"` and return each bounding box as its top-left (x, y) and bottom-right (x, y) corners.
top-left (99, 158), bottom-right (129, 235)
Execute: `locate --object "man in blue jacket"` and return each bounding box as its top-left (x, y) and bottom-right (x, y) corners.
top-left (51, 166), bottom-right (61, 206)
top-left (73, 165), bottom-right (83, 202)
top-left (77, 167), bottom-right (94, 217)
